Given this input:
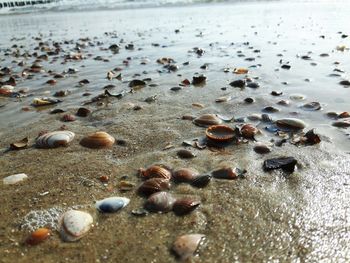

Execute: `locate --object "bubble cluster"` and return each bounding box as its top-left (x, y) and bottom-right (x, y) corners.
top-left (20, 207), bottom-right (65, 231)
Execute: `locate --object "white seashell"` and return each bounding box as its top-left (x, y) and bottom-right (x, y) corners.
top-left (36, 131), bottom-right (75, 148)
top-left (59, 210), bottom-right (93, 242)
top-left (3, 173), bottom-right (28, 185)
top-left (172, 234), bottom-right (205, 260)
top-left (0, 85), bottom-right (14, 91)
top-left (95, 197), bottom-right (130, 213)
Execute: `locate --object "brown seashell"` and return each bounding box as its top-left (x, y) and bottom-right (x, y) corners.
top-left (138, 178), bottom-right (171, 196)
top-left (206, 125), bottom-right (235, 142)
top-left (10, 137), bottom-right (28, 150)
top-left (76, 107), bottom-right (91, 117)
top-left (191, 174), bottom-right (211, 188)
top-left (99, 175), bottom-right (109, 183)
top-left (46, 79), bottom-right (57, 85)
top-left (139, 165), bottom-right (172, 180)
top-left (172, 234), bottom-right (205, 261)
top-left (253, 143), bottom-right (271, 154)
top-left (173, 198), bottom-right (200, 216)
top-left (61, 114), bottom-right (76, 122)
top-left (144, 191), bottom-right (176, 212)
top-left (241, 124), bottom-right (258, 139)
top-left (173, 168), bottom-right (199, 183)
top-left (193, 114), bottom-right (223, 127)
top-left (212, 167), bottom-right (246, 180)
top-left (80, 131), bottom-right (115, 149)
top-left (26, 228), bottom-right (51, 245)
top-left (338, 111), bottom-right (350, 118)
top-left (177, 149), bottom-right (196, 159)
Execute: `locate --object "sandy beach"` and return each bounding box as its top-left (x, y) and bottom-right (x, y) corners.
top-left (0, 1), bottom-right (350, 262)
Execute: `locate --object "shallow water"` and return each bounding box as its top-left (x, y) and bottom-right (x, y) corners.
top-left (0, 1), bottom-right (350, 262)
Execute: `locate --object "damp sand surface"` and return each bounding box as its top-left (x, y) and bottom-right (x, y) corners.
top-left (0, 2), bottom-right (350, 262)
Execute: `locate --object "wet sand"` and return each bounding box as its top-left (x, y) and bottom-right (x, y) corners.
top-left (1, 1), bottom-right (350, 262)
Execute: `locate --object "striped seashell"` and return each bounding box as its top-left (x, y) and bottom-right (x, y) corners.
top-left (59, 210), bottom-right (93, 242)
top-left (173, 198), bottom-right (200, 216)
top-left (36, 131), bottom-right (75, 148)
top-left (173, 168), bottom-right (199, 183)
top-left (139, 165), bottom-right (172, 180)
top-left (138, 178), bottom-right (171, 196)
top-left (144, 191), bottom-right (176, 213)
top-left (80, 131), bottom-right (115, 149)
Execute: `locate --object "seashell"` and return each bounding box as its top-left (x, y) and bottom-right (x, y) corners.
top-left (177, 149), bottom-right (196, 159)
top-left (277, 100), bottom-right (290, 106)
top-left (138, 178), bottom-right (171, 196)
top-left (139, 165), bottom-right (172, 180)
top-left (191, 174), bottom-right (211, 188)
top-left (247, 114), bottom-right (262, 121)
top-left (10, 137), bottom-right (28, 150)
top-left (233, 68), bottom-right (248, 74)
top-left (290, 94), bottom-right (306, 101)
top-left (263, 157), bottom-right (297, 173)
top-left (276, 118), bottom-right (306, 130)
top-left (144, 191), bottom-right (176, 213)
top-left (32, 97), bottom-right (62, 107)
top-left (0, 85), bottom-right (14, 96)
top-left (254, 143), bottom-right (271, 154)
top-left (50, 109), bottom-right (65, 114)
top-left (215, 96), bottom-right (231, 103)
top-left (339, 80), bottom-right (350, 86)
top-left (229, 79), bottom-right (245, 88)
top-left (192, 74), bottom-right (206, 85)
top-left (247, 82), bottom-right (260, 89)
top-left (212, 167), bottom-right (246, 179)
top-left (261, 114), bottom-right (273, 123)
top-left (117, 180), bottom-right (135, 192)
top-left (3, 173), bottom-right (28, 185)
top-left (172, 234), bottom-right (205, 261)
top-left (241, 124), bottom-right (258, 139)
top-left (326, 112), bottom-right (339, 119)
top-left (76, 107), bottom-right (91, 117)
top-left (129, 79), bottom-right (146, 87)
top-left (61, 114), bottom-right (76, 122)
top-left (46, 79), bottom-right (57, 85)
top-left (59, 210), bottom-right (93, 242)
top-left (193, 114), bottom-right (223, 127)
top-left (271, 91), bottom-right (283, 96)
top-left (95, 197), bottom-right (130, 213)
top-left (80, 131), bottom-right (115, 149)
top-left (26, 228), bottom-right (51, 245)
top-left (173, 168), bottom-right (199, 183)
top-left (54, 90), bottom-right (69, 97)
top-left (173, 198), bottom-right (201, 216)
top-left (36, 131), bottom-right (75, 148)
top-left (263, 106), bottom-right (279, 113)
top-left (332, 121), bottom-right (350, 128)
top-left (244, 97), bottom-right (255, 104)
top-left (206, 125), bottom-right (235, 142)
top-left (338, 112), bottom-right (350, 118)
top-left (302, 102), bottom-right (321, 111)
top-left (131, 208), bottom-right (149, 217)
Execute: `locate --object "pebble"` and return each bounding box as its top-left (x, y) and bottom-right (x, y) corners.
top-left (3, 173), bottom-right (28, 185)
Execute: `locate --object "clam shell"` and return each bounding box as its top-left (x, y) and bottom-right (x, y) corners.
top-left (173, 168), bottom-right (199, 183)
top-left (144, 191), bottom-right (176, 213)
top-left (172, 234), bottom-right (205, 261)
top-left (80, 131), bottom-right (115, 149)
top-left (212, 167), bottom-right (246, 180)
top-left (276, 118), bottom-right (306, 130)
top-left (61, 114), bottom-right (76, 122)
top-left (190, 174), bottom-right (211, 188)
top-left (241, 124), bottom-right (258, 139)
top-left (139, 165), bottom-right (172, 180)
top-left (138, 178), bottom-right (171, 196)
top-left (332, 121), bottom-right (350, 128)
top-left (193, 114), bottom-right (223, 127)
top-left (177, 149), bottom-right (196, 159)
top-left (3, 173), bottom-right (28, 185)
top-left (36, 131), bottom-right (75, 148)
top-left (59, 210), bottom-right (93, 242)
top-left (206, 125), bottom-right (235, 142)
top-left (76, 107), bottom-right (91, 117)
top-left (253, 143), bottom-right (271, 154)
top-left (95, 197), bottom-right (130, 213)
top-left (26, 228), bottom-right (51, 245)
top-left (173, 198), bottom-right (200, 216)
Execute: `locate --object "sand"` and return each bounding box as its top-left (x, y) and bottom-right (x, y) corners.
top-left (0, 1), bottom-right (350, 262)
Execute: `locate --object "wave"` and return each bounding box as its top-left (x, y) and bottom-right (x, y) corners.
top-left (0, 0), bottom-right (275, 14)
